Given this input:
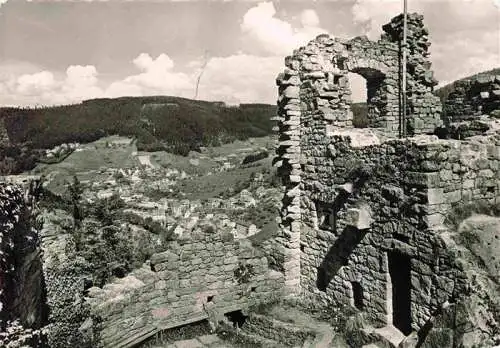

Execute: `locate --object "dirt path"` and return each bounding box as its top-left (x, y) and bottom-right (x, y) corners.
top-left (268, 306), bottom-right (336, 348)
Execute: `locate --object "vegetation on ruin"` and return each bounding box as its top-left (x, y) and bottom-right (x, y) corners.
top-left (445, 200), bottom-right (500, 231)
top-left (0, 320), bottom-right (48, 348)
top-left (38, 176), bottom-right (167, 288)
top-left (234, 263), bottom-right (256, 284)
top-left (44, 257), bottom-right (95, 348)
top-left (140, 320), bottom-right (213, 348)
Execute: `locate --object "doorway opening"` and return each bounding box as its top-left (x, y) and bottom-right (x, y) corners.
top-left (387, 251), bottom-right (412, 335)
top-left (351, 281), bottom-right (364, 310)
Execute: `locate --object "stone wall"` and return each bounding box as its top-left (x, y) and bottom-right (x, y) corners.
top-left (443, 74), bottom-right (500, 122)
top-left (86, 231), bottom-right (284, 348)
top-left (296, 132), bottom-right (498, 330)
top-left (274, 98), bottom-right (499, 332)
top-left (274, 13), bottom-right (442, 296)
top-left (273, 11), bottom-right (500, 338)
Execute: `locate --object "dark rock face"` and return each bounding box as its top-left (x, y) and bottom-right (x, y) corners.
top-left (0, 182), bottom-right (46, 330)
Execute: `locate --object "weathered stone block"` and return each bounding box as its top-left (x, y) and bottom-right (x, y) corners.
top-left (283, 86), bottom-right (300, 99)
top-left (345, 206), bottom-right (372, 230)
top-left (426, 188), bottom-right (444, 204)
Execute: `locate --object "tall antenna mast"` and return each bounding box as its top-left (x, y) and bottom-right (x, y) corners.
top-left (194, 51), bottom-right (209, 100)
top-left (401, 0), bottom-right (408, 137)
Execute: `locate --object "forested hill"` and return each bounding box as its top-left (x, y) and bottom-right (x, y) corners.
top-left (0, 96), bottom-right (277, 156)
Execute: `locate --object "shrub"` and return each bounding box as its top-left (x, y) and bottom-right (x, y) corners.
top-left (92, 194), bottom-right (125, 227)
top-left (0, 320), bottom-right (48, 348)
top-left (445, 200), bottom-right (500, 230)
top-left (234, 263), bottom-right (256, 284)
top-left (241, 150), bottom-right (269, 165)
top-left (343, 311), bottom-right (367, 348)
top-left (66, 176), bottom-right (84, 227)
top-left (44, 257), bottom-right (94, 348)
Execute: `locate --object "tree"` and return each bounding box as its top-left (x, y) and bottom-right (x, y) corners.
top-left (67, 175), bottom-right (84, 227)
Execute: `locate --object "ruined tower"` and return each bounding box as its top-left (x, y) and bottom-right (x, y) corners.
top-left (273, 12), bottom-right (499, 337)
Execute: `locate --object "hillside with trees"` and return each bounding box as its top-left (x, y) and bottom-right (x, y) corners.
top-left (1, 96), bottom-right (276, 154)
top-left (0, 97), bottom-right (276, 174)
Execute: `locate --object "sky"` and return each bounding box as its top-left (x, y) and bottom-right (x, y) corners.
top-left (0, 0), bottom-right (499, 107)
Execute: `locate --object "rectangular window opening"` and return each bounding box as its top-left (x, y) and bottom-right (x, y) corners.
top-left (352, 281), bottom-right (364, 310)
top-left (392, 233), bottom-right (410, 244)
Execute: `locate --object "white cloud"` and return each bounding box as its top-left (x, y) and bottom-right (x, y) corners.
top-left (1, 65), bottom-right (103, 106)
top-left (16, 71), bottom-right (56, 95)
top-left (351, 0), bottom-right (413, 40)
top-left (351, 0), bottom-right (499, 40)
top-left (433, 30), bottom-right (500, 85)
top-left (0, 3), bottom-right (328, 107)
top-left (4, 0), bottom-right (497, 108)
top-left (105, 53), bottom-right (193, 98)
top-left (300, 9), bottom-right (320, 27)
top-left (65, 65), bottom-right (98, 87)
top-left (0, 52), bottom-right (283, 106)
top-left (62, 65), bottom-right (103, 102)
top-left (241, 2), bottom-right (327, 55)
top-left (197, 54), bottom-right (282, 104)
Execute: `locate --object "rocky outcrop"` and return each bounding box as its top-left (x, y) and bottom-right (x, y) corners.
top-left (0, 182), bottom-right (46, 343)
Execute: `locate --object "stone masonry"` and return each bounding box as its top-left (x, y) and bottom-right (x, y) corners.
top-left (444, 73), bottom-right (500, 122)
top-left (273, 11), bottom-right (500, 338)
top-left (85, 230), bottom-right (284, 348)
top-left (274, 12), bottom-right (442, 297)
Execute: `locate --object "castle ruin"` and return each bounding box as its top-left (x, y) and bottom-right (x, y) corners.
top-left (274, 12), bottom-right (499, 339)
top-left (1, 11), bottom-right (499, 348)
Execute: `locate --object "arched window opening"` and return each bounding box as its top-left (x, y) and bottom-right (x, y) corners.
top-left (347, 68), bottom-right (386, 129)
